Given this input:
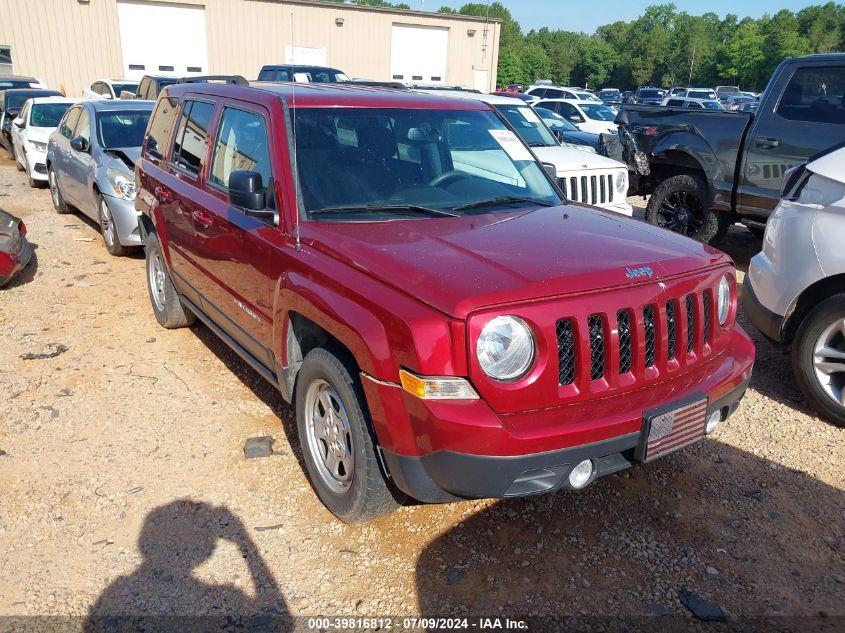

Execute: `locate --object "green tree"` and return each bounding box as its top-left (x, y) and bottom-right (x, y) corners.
top-left (573, 37), bottom-right (618, 89)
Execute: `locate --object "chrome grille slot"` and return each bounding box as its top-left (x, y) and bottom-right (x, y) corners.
top-left (556, 319), bottom-right (576, 385)
top-left (588, 314), bottom-right (605, 380)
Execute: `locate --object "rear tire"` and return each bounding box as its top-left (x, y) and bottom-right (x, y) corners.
top-left (144, 232), bottom-right (195, 329)
top-left (48, 167), bottom-right (70, 214)
top-left (792, 294), bottom-right (845, 427)
top-left (646, 174), bottom-right (729, 245)
top-left (97, 194), bottom-right (127, 257)
top-left (295, 346), bottom-right (401, 523)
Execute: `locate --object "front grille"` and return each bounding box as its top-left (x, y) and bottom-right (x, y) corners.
top-left (558, 171), bottom-right (615, 206)
top-left (617, 310), bottom-right (632, 374)
top-left (686, 295), bottom-right (696, 353)
top-left (666, 300), bottom-right (677, 361)
top-left (588, 314), bottom-right (605, 380)
top-left (556, 320), bottom-right (576, 385)
top-left (555, 287), bottom-right (716, 387)
top-left (644, 305), bottom-right (656, 368)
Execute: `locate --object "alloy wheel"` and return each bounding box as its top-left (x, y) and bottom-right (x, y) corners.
top-left (101, 199), bottom-right (116, 247)
top-left (813, 318), bottom-right (845, 407)
top-left (49, 171), bottom-right (60, 207)
top-left (148, 249), bottom-right (167, 312)
top-left (304, 378), bottom-right (354, 493)
top-left (657, 190), bottom-right (705, 237)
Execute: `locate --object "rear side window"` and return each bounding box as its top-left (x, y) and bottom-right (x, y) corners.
top-left (145, 96), bottom-right (178, 160)
top-left (776, 66), bottom-right (845, 124)
top-left (171, 100), bottom-right (215, 175)
top-left (209, 107), bottom-right (272, 199)
top-left (60, 106), bottom-right (81, 139)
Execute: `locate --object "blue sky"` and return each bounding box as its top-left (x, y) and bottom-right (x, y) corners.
top-left (427, 0), bottom-right (822, 34)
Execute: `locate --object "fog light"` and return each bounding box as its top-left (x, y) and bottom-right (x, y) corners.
top-left (705, 410), bottom-right (722, 434)
top-left (568, 459), bottom-right (594, 489)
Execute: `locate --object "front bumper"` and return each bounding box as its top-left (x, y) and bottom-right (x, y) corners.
top-left (24, 148), bottom-right (48, 181)
top-left (741, 276), bottom-right (784, 343)
top-left (365, 329), bottom-right (755, 502)
top-left (102, 193), bottom-right (142, 246)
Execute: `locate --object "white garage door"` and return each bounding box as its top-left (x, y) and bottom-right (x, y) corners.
top-left (390, 24), bottom-right (448, 85)
top-left (117, 1), bottom-right (208, 80)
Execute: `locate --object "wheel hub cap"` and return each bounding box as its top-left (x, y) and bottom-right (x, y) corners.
top-left (305, 379), bottom-right (354, 493)
top-left (813, 318), bottom-right (845, 407)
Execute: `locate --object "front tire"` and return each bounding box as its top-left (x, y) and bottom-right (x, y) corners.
top-left (296, 346), bottom-right (401, 523)
top-left (646, 174), bottom-right (729, 245)
top-left (792, 294), bottom-right (845, 427)
top-left (15, 149), bottom-right (25, 171)
top-left (48, 167), bottom-right (70, 214)
top-left (144, 232), bottom-right (195, 328)
top-left (97, 194), bottom-right (127, 256)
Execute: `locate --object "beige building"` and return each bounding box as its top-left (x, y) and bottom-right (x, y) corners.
top-left (0, 0), bottom-right (500, 97)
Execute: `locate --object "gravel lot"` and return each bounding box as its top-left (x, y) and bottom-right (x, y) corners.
top-left (0, 157), bottom-right (843, 630)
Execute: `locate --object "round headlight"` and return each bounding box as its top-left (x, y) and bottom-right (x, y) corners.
top-left (476, 316), bottom-right (535, 381)
top-left (717, 275), bottom-right (731, 325)
top-left (615, 170), bottom-right (627, 192)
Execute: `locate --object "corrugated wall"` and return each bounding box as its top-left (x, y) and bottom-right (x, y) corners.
top-left (0, 0), bottom-right (500, 96)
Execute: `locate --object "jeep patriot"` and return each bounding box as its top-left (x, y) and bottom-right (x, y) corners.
top-left (136, 81), bottom-right (755, 522)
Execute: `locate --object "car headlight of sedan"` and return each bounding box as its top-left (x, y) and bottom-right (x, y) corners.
top-left (28, 140), bottom-right (47, 153)
top-left (106, 167), bottom-right (136, 201)
top-left (717, 275), bottom-right (731, 325)
top-left (476, 316), bottom-right (535, 381)
top-left (615, 170), bottom-right (627, 192)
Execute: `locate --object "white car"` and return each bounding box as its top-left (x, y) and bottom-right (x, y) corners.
top-left (742, 144), bottom-right (845, 427)
top-left (416, 90), bottom-right (632, 216)
top-left (525, 84), bottom-right (582, 100)
top-left (667, 87), bottom-right (718, 100)
top-left (11, 96), bottom-right (77, 187)
top-left (534, 98), bottom-right (618, 135)
top-left (82, 79), bottom-right (139, 100)
top-left (661, 96), bottom-right (726, 110)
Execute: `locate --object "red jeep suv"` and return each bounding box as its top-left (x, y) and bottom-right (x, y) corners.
top-left (136, 81), bottom-right (755, 522)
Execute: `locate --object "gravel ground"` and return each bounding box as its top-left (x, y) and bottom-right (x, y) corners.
top-left (0, 160), bottom-right (843, 630)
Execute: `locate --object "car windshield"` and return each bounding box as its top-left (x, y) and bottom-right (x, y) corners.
top-left (6, 92), bottom-right (53, 112)
top-left (293, 107), bottom-right (560, 219)
top-left (111, 83), bottom-right (138, 96)
top-left (30, 103), bottom-right (72, 127)
top-left (688, 90), bottom-right (716, 99)
top-left (0, 80), bottom-right (36, 89)
top-left (702, 101), bottom-right (725, 110)
top-left (580, 104), bottom-right (616, 121)
top-left (535, 107), bottom-right (578, 131)
top-left (492, 103), bottom-right (557, 147)
top-left (598, 90), bottom-right (619, 98)
top-left (97, 110), bottom-right (151, 147)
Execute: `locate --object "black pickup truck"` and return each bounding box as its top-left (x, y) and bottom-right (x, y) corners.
top-left (617, 53), bottom-right (845, 244)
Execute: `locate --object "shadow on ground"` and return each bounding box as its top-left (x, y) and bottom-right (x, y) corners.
top-left (83, 500), bottom-right (291, 631)
top-left (414, 441), bottom-right (844, 629)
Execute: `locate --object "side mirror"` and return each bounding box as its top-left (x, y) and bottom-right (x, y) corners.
top-left (541, 162), bottom-right (557, 180)
top-left (14, 120), bottom-right (24, 129)
top-left (70, 136), bottom-right (89, 152)
top-left (569, 115), bottom-right (583, 123)
top-left (228, 170), bottom-right (276, 222)
top-left (552, 129), bottom-right (564, 142)
top-left (103, 93), bottom-right (113, 100)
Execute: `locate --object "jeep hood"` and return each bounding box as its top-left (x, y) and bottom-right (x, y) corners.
top-left (306, 205), bottom-right (729, 318)
top-left (532, 146), bottom-right (624, 172)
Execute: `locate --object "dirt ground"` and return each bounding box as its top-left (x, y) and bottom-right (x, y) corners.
top-left (0, 155), bottom-right (843, 630)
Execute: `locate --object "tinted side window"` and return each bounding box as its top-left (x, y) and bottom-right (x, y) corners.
top-left (530, 88), bottom-right (546, 98)
top-left (776, 66), bottom-right (845, 124)
top-left (75, 108), bottom-right (90, 143)
top-left (210, 107), bottom-right (272, 205)
top-left (688, 102), bottom-right (703, 109)
top-left (61, 106), bottom-right (81, 139)
top-left (666, 99), bottom-right (684, 107)
top-left (545, 89), bottom-right (563, 99)
top-left (171, 100), bottom-right (214, 175)
top-left (145, 96), bottom-right (178, 160)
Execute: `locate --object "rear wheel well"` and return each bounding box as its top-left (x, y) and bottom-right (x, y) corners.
top-left (285, 312), bottom-right (359, 395)
top-left (783, 274), bottom-right (845, 344)
top-left (642, 150), bottom-right (707, 196)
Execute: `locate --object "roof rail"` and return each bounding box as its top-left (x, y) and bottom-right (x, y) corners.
top-left (343, 81), bottom-right (408, 89)
top-left (177, 75), bottom-right (249, 85)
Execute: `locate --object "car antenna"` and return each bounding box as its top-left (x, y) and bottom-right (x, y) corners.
top-left (290, 11), bottom-right (302, 252)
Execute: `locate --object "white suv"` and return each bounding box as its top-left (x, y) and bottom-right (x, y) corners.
top-left (416, 90), bottom-right (632, 215)
top-left (743, 144), bottom-right (845, 426)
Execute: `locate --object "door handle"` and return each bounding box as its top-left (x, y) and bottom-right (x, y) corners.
top-left (192, 209), bottom-right (214, 229)
top-left (755, 136), bottom-right (780, 149)
top-left (154, 186), bottom-right (172, 202)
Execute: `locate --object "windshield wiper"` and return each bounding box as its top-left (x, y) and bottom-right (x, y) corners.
top-left (310, 204), bottom-right (459, 217)
top-left (453, 196), bottom-right (555, 211)
top-left (526, 141), bottom-right (550, 147)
